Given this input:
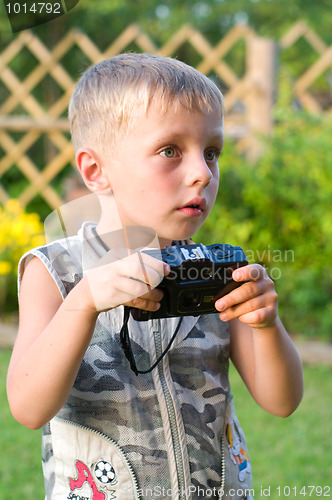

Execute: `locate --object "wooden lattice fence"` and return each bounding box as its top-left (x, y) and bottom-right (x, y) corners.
top-left (280, 21), bottom-right (332, 112)
top-left (0, 21), bottom-right (331, 212)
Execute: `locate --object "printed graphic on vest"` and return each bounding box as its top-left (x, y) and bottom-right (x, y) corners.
top-left (226, 419), bottom-right (251, 482)
top-left (68, 459), bottom-right (117, 500)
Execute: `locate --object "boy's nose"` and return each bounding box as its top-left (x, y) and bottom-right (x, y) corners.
top-left (186, 156), bottom-right (213, 187)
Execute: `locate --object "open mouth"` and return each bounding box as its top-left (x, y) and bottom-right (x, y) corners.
top-left (182, 197), bottom-right (206, 211)
top-left (178, 198), bottom-right (206, 216)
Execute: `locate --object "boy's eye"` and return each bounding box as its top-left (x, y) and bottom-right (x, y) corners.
top-left (205, 150), bottom-right (219, 161)
top-left (160, 147), bottom-right (176, 158)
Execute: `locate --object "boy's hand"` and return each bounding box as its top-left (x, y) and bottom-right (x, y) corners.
top-left (215, 264), bottom-right (278, 330)
top-left (83, 250), bottom-right (169, 313)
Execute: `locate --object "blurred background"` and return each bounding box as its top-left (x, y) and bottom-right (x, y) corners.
top-left (1, 0), bottom-right (332, 340)
top-left (0, 0), bottom-right (331, 497)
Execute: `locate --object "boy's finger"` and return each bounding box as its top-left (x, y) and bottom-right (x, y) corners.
top-left (215, 280), bottom-right (264, 312)
top-left (91, 247), bottom-right (168, 276)
top-left (125, 296), bottom-right (162, 312)
top-left (218, 294), bottom-right (269, 322)
top-left (139, 251), bottom-right (170, 275)
top-left (129, 255), bottom-right (167, 289)
top-left (232, 264), bottom-right (267, 282)
top-left (139, 287), bottom-right (164, 302)
top-left (126, 288), bottom-right (164, 311)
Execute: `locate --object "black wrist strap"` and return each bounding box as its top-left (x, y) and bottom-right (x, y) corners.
top-left (120, 306), bottom-right (183, 375)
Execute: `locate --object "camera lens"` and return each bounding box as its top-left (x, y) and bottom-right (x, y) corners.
top-left (179, 291), bottom-right (202, 310)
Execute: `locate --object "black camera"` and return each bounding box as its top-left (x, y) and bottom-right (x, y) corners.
top-left (131, 243), bottom-right (248, 321)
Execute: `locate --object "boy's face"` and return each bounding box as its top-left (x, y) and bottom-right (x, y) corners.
top-left (101, 99), bottom-right (224, 248)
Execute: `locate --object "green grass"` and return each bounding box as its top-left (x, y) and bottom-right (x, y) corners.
top-left (229, 363), bottom-right (332, 495)
top-left (0, 350), bottom-right (43, 500)
top-left (1, 349), bottom-right (331, 499)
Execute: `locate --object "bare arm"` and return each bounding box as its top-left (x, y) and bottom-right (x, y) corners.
top-left (7, 257), bottom-right (99, 429)
top-left (7, 253), bottom-right (166, 429)
top-left (215, 264), bottom-right (303, 417)
top-left (229, 317), bottom-right (303, 417)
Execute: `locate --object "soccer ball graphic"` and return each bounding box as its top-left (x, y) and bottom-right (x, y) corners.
top-left (94, 461), bottom-right (116, 484)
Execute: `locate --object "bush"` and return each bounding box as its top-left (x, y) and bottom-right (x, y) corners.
top-left (0, 200), bottom-right (45, 318)
top-left (196, 109), bottom-right (332, 340)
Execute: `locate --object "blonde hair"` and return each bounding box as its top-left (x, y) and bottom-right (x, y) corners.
top-left (68, 52), bottom-right (224, 152)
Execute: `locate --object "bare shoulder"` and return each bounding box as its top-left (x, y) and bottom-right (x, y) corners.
top-left (19, 255), bottom-right (63, 316)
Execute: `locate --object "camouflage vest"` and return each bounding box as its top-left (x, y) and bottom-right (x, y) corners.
top-left (19, 222), bottom-right (253, 500)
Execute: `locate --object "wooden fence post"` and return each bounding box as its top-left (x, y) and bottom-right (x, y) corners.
top-left (245, 36), bottom-right (276, 162)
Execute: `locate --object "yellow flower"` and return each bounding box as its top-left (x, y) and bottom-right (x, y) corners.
top-left (0, 261), bottom-right (12, 275)
top-left (0, 199), bottom-right (45, 274)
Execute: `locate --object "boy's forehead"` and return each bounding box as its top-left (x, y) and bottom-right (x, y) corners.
top-left (98, 91), bottom-right (223, 150)
top-left (139, 95), bottom-right (223, 124)
top-left (120, 98), bottom-right (224, 148)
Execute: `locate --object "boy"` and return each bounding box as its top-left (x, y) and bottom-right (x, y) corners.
top-left (7, 53), bottom-right (303, 500)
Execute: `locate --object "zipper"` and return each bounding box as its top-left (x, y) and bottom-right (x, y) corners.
top-left (219, 425), bottom-right (226, 500)
top-left (153, 319), bottom-right (187, 500)
top-left (55, 417), bottom-right (141, 500)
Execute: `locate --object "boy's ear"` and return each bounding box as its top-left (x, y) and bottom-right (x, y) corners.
top-left (75, 147), bottom-right (111, 191)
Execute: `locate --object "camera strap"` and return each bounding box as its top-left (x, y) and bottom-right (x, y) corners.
top-left (120, 306), bottom-right (183, 375)
top-left (91, 225), bottom-right (185, 373)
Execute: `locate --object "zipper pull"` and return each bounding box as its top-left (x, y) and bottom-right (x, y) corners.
top-left (152, 318), bottom-right (159, 333)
